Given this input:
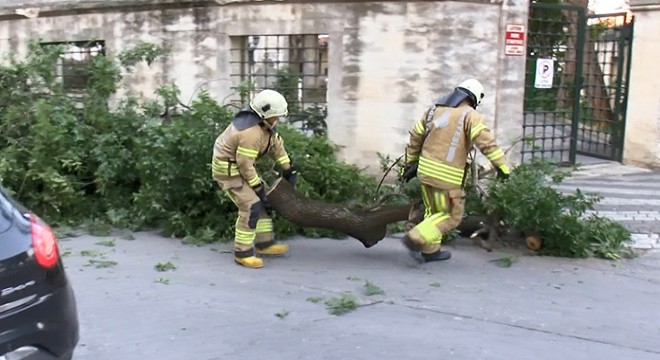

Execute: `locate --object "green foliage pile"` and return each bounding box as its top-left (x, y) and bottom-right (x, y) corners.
top-left (481, 159), bottom-right (632, 259)
top-left (324, 294), bottom-right (358, 316)
top-left (378, 154), bottom-right (632, 260)
top-left (0, 40), bottom-right (632, 260)
top-left (0, 41), bottom-right (379, 243)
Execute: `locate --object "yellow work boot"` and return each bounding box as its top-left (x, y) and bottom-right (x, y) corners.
top-left (256, 242), bottom-right (290, 256)
top-left (234, 256), bottom-right (264, 269)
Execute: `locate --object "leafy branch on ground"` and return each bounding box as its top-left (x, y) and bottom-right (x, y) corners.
top-left (481, 158), bottom-right (632, 259)
top-left (274, 310), bottom-right (290, 319)
top-left (155, 261), bottom-right (177, 272)
top-left (0, 40), bottom-right (379, 244)
top-left (377, 151), bottom-right (632, 260)
top-left (80, 249), bottom-right (102, 258)
top-left (86, 259), bottom-right (118, 269)
top-left (324, 294), bottom-right (358, 316)
top-left (363, 281), bottom-right (385, 296)
top-left (155, 277), bottom-right (170, 285)
top-left (96, 239), bottom-right (115, 247)
top-left (0, 40), bottom-right (632, 260)
top-left (306, 296), bottom-right (324, 304)
top-left (491, 254), bottom-right (518, 268)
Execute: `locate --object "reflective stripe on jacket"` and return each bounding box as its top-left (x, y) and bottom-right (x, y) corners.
top-left (212, 123), bottom-right (290, 187)
top-left (405, 102), bottom-right (508, 190)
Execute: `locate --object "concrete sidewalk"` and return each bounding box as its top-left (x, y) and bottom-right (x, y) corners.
top-left (62, 232), bottom-right (660, 360)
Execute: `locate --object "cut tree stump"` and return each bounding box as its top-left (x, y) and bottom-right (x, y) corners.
top-left (525, 232), bottom-right (543, 251)
top-left (266, 177), bottom-right (501, 249)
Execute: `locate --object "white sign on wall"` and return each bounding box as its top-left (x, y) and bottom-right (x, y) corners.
top-left (534, 58), bottom-right (554, 89)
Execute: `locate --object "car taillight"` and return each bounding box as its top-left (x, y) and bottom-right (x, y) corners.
top-left (29, 214), bottom-right (59, 269)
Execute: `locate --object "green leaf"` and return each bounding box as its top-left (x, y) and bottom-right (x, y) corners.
top-left (324, 294), bottom-right (358, 316)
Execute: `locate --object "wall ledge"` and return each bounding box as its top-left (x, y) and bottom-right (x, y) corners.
top-left (630, 1), bottom-right (660, 12)
top-left (0, 0), bottom-right (503, 20)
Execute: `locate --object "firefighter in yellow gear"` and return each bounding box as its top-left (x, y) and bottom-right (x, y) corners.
top-left (212, 89), bottom-right (299, 269)
top-left (400, 79), bottom-right (510, 262)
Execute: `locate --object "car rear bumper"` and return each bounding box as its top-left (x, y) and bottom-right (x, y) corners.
top-left (0, 283), bottom-right (79, 360)
top-left (0, 347), bottom-right (73, 360)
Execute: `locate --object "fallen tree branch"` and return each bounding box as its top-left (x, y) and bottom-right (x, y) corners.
top-left (357, 300), bottom-right (385, 308)
top-left (267, 177), bottom-right (509, 250)
top-left (265, 135), bottom-right (531, 249)
top-left (265, 136), bottom-right (553, 252)
top-left (361, 192), bottom-right (402, 213)
top-left (267, 177), bottom-right (411, 248)
top-left (374, 154), bottom-right (404, 199)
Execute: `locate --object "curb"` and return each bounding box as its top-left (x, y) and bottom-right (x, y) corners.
top-left (630, 233), bottom-right (660, 250)
top-left (568, 163), bottom-right (652, 180)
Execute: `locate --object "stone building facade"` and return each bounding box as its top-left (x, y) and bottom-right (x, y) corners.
top-left (0, 0), bottom-right (530, 173)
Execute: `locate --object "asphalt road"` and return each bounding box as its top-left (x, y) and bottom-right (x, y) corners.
top-left (60, 232), bottom-right (660, 360)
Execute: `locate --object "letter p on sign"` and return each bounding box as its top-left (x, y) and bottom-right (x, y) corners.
top-left (534, 58), bottom-right (554, 89)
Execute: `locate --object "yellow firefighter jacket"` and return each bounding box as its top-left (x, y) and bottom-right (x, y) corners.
top-left (406, 102), bottom-right (509, 191)
top-left (212, 111), bottom-right (291, 188)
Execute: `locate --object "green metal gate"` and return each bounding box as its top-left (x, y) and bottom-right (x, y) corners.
top-left (522, 2), bottom-right (634, 164)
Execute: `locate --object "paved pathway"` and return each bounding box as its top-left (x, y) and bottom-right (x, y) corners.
top-left (64, 232), bottom-right (660, 360)
top-left (552, 164), bottom-right (659, 250)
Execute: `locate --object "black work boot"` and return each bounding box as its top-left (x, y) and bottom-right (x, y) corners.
top-left (421, 250), bottom-right (452, 262)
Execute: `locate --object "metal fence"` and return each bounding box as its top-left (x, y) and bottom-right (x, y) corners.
top-left (522, 2), bottom-right (634, 164)
top-left (577, 12), bottom-right (634, 161)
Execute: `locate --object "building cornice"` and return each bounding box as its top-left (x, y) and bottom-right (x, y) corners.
top-left (0, 0), bottom-right (503, 20)
top-left (631, 0), bottom-right (660, 11)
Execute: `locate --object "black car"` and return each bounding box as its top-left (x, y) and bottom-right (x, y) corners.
top-left (0, 185), bottom-right (79, 360)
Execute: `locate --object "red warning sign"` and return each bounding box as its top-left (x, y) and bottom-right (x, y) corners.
top-left (505, 24), bottom-right (526, 56)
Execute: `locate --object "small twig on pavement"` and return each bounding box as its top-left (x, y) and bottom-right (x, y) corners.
top-left (356, 300), bottom-right (384, 308)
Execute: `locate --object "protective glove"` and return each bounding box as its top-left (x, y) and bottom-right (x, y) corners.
top-left (282, 165), bottom-right (299, 188)
top-left (496, 165), bottom-right (510, 181)
top-left (400, 163), bottom-right (418, 183)
top-left (252, 183), bottom-right (272, 214)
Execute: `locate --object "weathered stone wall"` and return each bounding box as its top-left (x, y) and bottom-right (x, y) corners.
top-left (0, 5), bottom-right (226, 108)
top-left (0, 0), bottom-right (529, 173)
top-left (625, 0), bottom-right (660, 169)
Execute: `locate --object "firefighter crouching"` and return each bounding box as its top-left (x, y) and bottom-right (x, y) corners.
top-left (400, 79), bottom-right (510, 262)
top-left (212, 89), bottom-right (299, 269)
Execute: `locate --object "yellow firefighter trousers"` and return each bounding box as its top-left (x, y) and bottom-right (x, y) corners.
top-left (408, 184), bottom-right (465, 254)
top-left (215, 176), bottom-right (274, 257)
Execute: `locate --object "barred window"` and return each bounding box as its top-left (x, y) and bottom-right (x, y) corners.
top-left (229, 34), bottom-right (329, 135)
top-left (41, 40), bottom-right (106, 92)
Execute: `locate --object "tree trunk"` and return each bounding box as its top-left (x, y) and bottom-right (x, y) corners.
top-left (266, 177), bottom-right (409, 248)
top-left (266, 177), bottom-right (497, 249)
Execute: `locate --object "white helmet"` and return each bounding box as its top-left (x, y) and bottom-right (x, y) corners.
top-left (249, 89), bottom-right (288, 119)
top-left (457, 78), bottom-right (485, 108)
